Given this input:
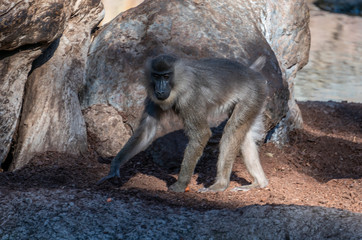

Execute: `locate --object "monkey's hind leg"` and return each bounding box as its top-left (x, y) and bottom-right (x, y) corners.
top-left (231, 126), bottom-right (268, 191)
top-left (199, 104), bottom-right (247, 193)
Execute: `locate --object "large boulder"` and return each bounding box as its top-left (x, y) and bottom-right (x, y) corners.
top-left (81, 0), bottom-right (310, 156)
top-left (82, 104), bottom-right (131, 157)
top-left (262, 0), bottom-right (311, 143)
top-left (0, 0), bottom-right (104, 169)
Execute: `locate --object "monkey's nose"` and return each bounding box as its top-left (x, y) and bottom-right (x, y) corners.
top-left (155, 90), bottom-right (164, 95)
top-left (155, 91), bottom-right (169, 100)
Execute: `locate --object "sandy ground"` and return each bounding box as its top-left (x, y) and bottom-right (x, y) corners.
top-left (0, 101), bottom-right (361, 239)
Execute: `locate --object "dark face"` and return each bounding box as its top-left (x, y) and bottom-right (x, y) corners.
top-left (149, 55), bottom-right (177, 101)
top-left (151, 71), bottom-right (172, 100)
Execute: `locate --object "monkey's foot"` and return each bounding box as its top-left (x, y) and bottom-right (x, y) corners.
top-left (168, 182), bottom-right (188, 192)
top-left (198, 182), bottom-right (228, 193)
top-left (231, 182), bottom-right (264, 192)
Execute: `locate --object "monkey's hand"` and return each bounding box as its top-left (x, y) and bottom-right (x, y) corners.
top-left (96, 162), bottom-right (121, 185)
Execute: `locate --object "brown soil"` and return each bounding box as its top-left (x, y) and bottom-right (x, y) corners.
top-left (1, 101), bottom-right (361, 213)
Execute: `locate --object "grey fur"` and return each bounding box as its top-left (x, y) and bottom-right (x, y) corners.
top-left (98, 55), bottom-right (268, 193)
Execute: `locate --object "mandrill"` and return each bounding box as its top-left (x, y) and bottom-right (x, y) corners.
top-left (98, 54), bottom-right (268, 193)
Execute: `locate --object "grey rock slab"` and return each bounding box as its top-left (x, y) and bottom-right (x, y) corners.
top-left (0, 188), bottom-right (360, 239)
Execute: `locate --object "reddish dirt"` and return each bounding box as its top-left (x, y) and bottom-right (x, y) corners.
top-left (0, 101), bottom-right (361, 212)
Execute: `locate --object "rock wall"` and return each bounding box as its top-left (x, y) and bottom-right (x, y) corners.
top-left (0, 0), bottom-right (104, 169)
top-left (0, 48), bottom-right (43, 168)
top-left (0, 0), bottom-right (70, 167)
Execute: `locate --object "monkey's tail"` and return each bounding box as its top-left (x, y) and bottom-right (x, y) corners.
top-left (249, 56), bottom-right (266, 72)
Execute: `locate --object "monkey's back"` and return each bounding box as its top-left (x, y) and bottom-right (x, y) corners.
top-left (181, 58), bottom-right (266, 115)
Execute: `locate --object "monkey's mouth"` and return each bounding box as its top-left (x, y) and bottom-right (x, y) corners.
top-left (155, 92), bottom-right (170, 101)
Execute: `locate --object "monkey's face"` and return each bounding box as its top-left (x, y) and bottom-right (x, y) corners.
top-left (147, 54), bottom-right (178, 102)
top-left (151, 72), bottom-right (172, 100)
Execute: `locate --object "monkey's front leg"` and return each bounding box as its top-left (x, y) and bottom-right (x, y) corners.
top-left (97, 114), bottom-right (158, 185)
top-left (168, 128), bottom-right (211, 192)
top-left (96, 148), bottom-right (126, 185)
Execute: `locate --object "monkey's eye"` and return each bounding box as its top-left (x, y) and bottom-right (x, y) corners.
top-left (152, 73), bottom-right (160, 78)
top-left (163, 74), bottom-right (169, 79)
